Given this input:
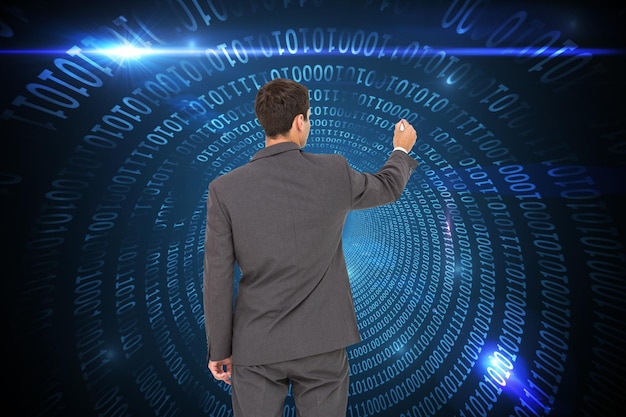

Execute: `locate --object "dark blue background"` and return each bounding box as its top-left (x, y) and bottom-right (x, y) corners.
top-left (3, 1), bottom-right (625, 416)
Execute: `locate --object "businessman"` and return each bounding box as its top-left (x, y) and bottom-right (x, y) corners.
top-left (203, 78), bottom-right (418, 417)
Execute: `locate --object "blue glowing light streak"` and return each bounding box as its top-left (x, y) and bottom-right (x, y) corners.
top-left (1, 46), bottom-right (623, 58)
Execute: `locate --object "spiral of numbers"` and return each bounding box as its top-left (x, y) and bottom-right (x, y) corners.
top-left (4, 1), bottom-right (624, 417)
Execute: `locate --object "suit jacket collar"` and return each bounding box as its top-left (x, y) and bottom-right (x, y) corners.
top-left (250, 142), bottom-right (301, 163)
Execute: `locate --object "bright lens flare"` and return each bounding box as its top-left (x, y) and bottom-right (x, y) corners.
top-left (103, 45), bottom-right (148, 59)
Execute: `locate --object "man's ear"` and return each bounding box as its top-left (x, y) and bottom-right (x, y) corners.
top-left (295, 113), bottom-right (304, 130)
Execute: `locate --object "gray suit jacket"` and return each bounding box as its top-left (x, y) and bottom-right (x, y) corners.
top-left (204, 142), bottom-right (417, 366)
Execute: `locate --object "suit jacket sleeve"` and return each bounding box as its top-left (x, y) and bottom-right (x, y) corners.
top-left (203, 183), bottom-right (235, 362)
top-left (348, 149), bottom-right (418, 210)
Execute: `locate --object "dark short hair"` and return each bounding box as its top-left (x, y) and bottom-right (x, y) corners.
top-left (254, 78), bottom-right (310, 138)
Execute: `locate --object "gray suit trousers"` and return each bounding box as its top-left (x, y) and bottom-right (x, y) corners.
top-left (231, 348), bottom-right (349, 417)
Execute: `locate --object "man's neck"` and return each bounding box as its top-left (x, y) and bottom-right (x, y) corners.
top-left (266, 135), bottom-right (299, 147)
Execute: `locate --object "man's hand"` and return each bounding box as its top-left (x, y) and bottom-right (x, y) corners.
top-left (208, 357), bottom-right (233, 385)
top-left (393, 119), bottom-right (417, 152)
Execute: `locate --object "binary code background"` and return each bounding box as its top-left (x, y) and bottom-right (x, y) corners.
top-left (2, 1), bottom-right (625, 416)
